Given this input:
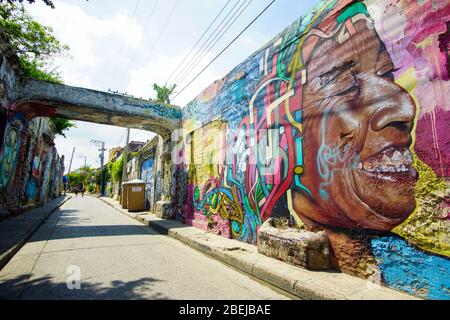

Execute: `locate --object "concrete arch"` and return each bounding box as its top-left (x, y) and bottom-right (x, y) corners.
top-left (12, 79), bottom-right (182, 140)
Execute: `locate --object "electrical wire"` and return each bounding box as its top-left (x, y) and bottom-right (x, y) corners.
top-left (165, 0), bottom-right (232, 84)
top-left (113, 0), bottom-right (160, 88)
top-left (174, 0), bottom-right (254, 88)
top-left (172, 0), bottom-right (277, 101)
top-left (170, 0), bottom-right (244, 85)
top-left (147, 0), bottom-right (181, 57)
top-left (110, 0), bottom-right (142, 86)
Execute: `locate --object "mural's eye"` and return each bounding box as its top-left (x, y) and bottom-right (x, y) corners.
top-left (378, 66), bottom-right (399, 80)
top-left (336, 73), bottom-right (360, 97)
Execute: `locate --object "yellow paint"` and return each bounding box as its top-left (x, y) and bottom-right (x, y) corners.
top-left (414, 36), bottom-right (434, 50)
top-left (393, 67), bottom-right (450, 258)
top-left (294, 166), bottom-right (304, 175)
top-left (287, 189), bottom-right (306, 229)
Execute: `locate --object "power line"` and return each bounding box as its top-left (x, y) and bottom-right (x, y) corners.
top-left (110, 0), bottom-right (142, 87)
top-left (172, 0), bottom-right (277, 101)
top-left (131, 0), bottom-right (141, 19)
top-left (113, 0), bottom-right (160, 88)
top-left (174, 0), bottom-right (254, 88)
top-left (165, 0), bottom-right (232, 85)
top-left (147, 0), bottom-right (181, 58)
top-left (170, 0), bottom-right (244, 86)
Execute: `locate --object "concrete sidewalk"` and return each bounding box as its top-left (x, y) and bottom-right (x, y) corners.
top-left (98, 196), bottom-right (418, 300)
top-left (0, 196), bottom-right (71, 270)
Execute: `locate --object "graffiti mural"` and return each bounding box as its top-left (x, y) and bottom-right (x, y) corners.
top-left (180, 0), bottom-right (450, 299)
top-left (141, 157), bottom-right (155, 210)
top-left (0, 116), bottom-right (22, 189)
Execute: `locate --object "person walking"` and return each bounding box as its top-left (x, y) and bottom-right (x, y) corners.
top-left (81, 187), bottom-right (85, 197)
top-left (74, 188), bottom-right (79, 197)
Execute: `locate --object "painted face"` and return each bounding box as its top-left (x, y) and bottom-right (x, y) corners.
top-left (0, 125), bottom-right (20, 187)
top-left (292, 20), bottom-right (417, 231)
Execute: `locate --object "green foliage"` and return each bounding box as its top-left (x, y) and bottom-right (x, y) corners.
top-left (130, 151), bottom-right (138, 159)
top-left (0, 2), bottom-right (75, 137)
top-left (0, 3), bottom-right (68, 65)
top-left (0, 1), bottom-right (55, 8)
top-left (18, 56), bottom-right (61, 82)
top-left (110, 156), bottom-right (124, 183)
top-left (152, 83), bottom-right (176, 104)
top-left (87, 184), bottom-right (94, 193)
top-left (95, 169), bottom-right (103, 185)
top-left (67, 166), bottom-right (98, 190)
top-left (66, 171), bottom-right (83, 188)
top-left (105, 162), bottom-right (113, 183)
top-left (50, 116), bottom-right (76, 138)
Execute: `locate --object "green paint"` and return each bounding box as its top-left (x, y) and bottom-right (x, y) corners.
top-left (193, 187), bottom-right (200, 202)
top-left (337, 2), bottom-right (368, 24)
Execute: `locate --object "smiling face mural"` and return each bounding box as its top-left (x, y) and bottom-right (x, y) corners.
top-left (292, 5), bottom-right (418, 232)
top-left (180, 0), bottom-right (450, 299)
top-left (0, 118), bottom-right (22, 189)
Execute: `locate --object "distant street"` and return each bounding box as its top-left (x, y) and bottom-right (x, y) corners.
top-left (0, 196), bottom-right (290, 300)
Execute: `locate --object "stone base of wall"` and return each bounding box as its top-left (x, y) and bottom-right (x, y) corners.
top-left (155, 200), bottom-right (174, 220)
top-left (257, 218), bottom-right (331, 271)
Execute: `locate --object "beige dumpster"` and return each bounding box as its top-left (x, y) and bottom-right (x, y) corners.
top-left (121, 182), bottom-right (129, 209)
top-left (127, 180), bottom-right (146, 212)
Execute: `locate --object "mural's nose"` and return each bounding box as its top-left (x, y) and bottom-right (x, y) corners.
top-left (370, 88), bottom-right (416, 133)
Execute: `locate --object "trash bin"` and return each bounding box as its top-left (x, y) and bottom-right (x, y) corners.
top-left (121, 182), bottom-right (129, 209)
top-left (127, 180), bottom-right (146, 212)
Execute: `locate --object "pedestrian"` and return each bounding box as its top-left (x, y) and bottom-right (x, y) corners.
top-left (81, 187), bottom-right (85, 197)
top-left (74, 188), bottom-right (79, 197)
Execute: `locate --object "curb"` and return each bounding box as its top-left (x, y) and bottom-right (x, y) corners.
top-left (97, 196), bottom-right (419, 300)
top-left (0, 196), bottom-right (72, 271)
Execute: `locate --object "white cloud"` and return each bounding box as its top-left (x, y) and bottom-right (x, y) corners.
top-left (29, 2), bottom-right (144, 87)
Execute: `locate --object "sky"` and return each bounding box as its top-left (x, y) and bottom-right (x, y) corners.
top-left (25, 0), bottom-right (320, 173)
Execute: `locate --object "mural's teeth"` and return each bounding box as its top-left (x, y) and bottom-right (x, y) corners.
top-left (363, 162), bottom-right (373, 171)
top-left (361, 149), bottom-right (413, 173)
top-left (404, 150), bottom-right (413, 165)
top-left (382, 154), bottom-right (392, 166)
top-left (392, 150), bottom-right (403, 163)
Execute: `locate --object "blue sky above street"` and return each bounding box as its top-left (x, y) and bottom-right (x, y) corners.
top-left (26, 0), bottom-right (320, 172)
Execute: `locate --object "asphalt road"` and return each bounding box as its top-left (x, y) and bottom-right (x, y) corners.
top-left (0, 196), bottom-right (291, 300)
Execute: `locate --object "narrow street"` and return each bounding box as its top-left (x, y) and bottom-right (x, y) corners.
top-left (0, 196), bottom-right (290, 300)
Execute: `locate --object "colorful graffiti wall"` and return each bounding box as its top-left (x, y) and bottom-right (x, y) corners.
top-left (0, 113), bottom-right (64, 212)
top-left (141, 157), bottom-right (155, 211)
top-left (179, 0), bottom-right (450, 299)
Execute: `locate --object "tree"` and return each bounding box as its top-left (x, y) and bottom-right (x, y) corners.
top-left (50, 116), bottom-right (76, 138)
top-left (0, 2), bottom-right (75, 137)
top-left (0, 0), bottom-right (55, 9)
top-left (110, 156), bottom-right (124, 183)
top-left (152, 83), bottom-right (176, 104)
top-left (67, 171), bottom-right (83, 189)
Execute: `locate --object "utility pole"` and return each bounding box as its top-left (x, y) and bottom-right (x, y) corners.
top-left (66, 147), bottom-right (75, 194)
top-left (78, 155), bottom-right (87, 168)
top-left (100, 141), bottom-right (106, 196)
top-left (67, 147), bottom-right (75, 175)
top-left (91, 139), bottom-right (107, 196)
top-left (121, 128), bottom-right (130, 183)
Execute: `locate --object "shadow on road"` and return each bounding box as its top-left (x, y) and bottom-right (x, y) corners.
top-left (0, 274), bottom-right (168, 300)
top-left (28, 207), bottom-right (160, 242)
